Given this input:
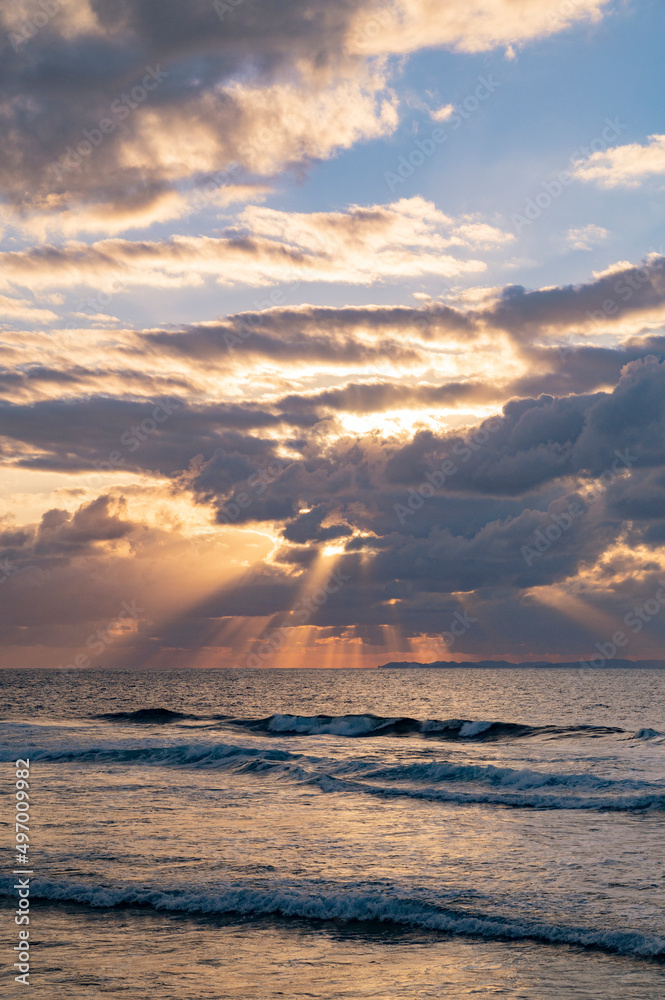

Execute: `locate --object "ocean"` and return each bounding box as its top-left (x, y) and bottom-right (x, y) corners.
top-left (1, 667), bottom-right (664, 998)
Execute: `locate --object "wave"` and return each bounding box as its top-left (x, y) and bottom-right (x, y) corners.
top-left (5, 878), bottom-right (663, 959)
top-left (308, 772), bottom-right (665, 812)
top-left (94, 708), bottom-right (228, 724)
top-left (335, 758), bottom-right (658, 792)
top-left (4, 739), bottom-right (663, 810)
top-left (92, 709), bottom-right (661, 745)
top-left (230, 713), bottom-right (627, 741)
top-left (632, 728), bottom-right (665, 742)
top-left (2, 741), bottom-right (306, 770)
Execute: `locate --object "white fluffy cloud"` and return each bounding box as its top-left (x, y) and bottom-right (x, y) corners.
top-left (346, 0), bottom-right (612, 56)
top-left (574, 134), bottom-right (665, 188)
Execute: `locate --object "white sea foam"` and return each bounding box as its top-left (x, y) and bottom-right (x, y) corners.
top-left (460, 720), bottom-right (493, 737)
top-left (632, 728), bottom-right (665, 742)
top-left (231, 713), bottom-right (628, 741)
top-left (267, 713), bottom-right (386, 736)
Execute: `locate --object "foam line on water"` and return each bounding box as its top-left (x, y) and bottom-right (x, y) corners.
top-left (2, 878), bottom-right (663, 959)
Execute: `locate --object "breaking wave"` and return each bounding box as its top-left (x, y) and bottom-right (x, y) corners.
top-left (91, 709), bottom-right (664, 745)
top-left (229, 712), bottom-right (626, 741)
top-left (632, 728), bottom-right (665, 742)
top-left (4, 878), bottom-right (663, 959)
top-left (3, 739), bottom-right (663, 810)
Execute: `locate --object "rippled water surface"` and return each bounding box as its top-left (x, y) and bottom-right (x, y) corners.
top-left (1, 667), bottom-right (664, 998)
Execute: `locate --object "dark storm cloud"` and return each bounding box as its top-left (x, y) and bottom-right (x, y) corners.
top-left (0, 494), bottom-right (135, 576)
top-left (380, 358), bottom-right (665, 496)
top-left (4, 351), bottom-right (654, 546)
top-left (2, 275), bottom-right (665, 659)
top-left (484, 257), bottom-right (665, 340)
top-left (276, 379), bottom-right (500, 415)
top-left (136, 260), bottom-right (665, 373)
top-left (3, 339), bottom-right (664, 547)
top-left (0, 395), bottom-right (320, 473)
top-left (33, 494), bottom-right (133, 555)
top-left (362, 502), bottom-right (615, 593)
top-left (141, 302), bottom-right (472, 367)
top-left (168, 358), bottom-right (665, 616)
top-left (510, 344), bottom-right (652, 397)
top-left (571, 357), bottom-right (665, 472)
top-left (605, 467), bottom-right (665, 522)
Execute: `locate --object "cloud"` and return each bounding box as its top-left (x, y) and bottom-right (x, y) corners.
top-left (0, 0), bottom-right (615, 232)
top-left (0, 294), bottom-right (58, 324)
top-left (5, 1), bottom-right (662, 668)
top-left (573, 134), bottom-right (665, 188)
top-left (1, 261), bottom-right (664, 666)
top-left (347, 0), bottom-right (612, 56)
top-left (33, 495), bottom-right (134, 558)
top-left (0, 1), bottom-right (398, 231)
top-left (173, 359), bottom-right (665, 553)
top-left (0, 395), bottom-right (311, 475)
top-left (565, 224), bottom-right (610, 251)
top-left (0, 198), bottom-right (513, 292)
top-left (429, 103), bottom-right (455, 122)
top-left (3, 256), bottom-right (665, 410)
top-left (0, 489), bottom-right (277, 662)
top-left (2, 256), bottom-right (665, 422)
top-left (479, 255), bottom-right (665, 339)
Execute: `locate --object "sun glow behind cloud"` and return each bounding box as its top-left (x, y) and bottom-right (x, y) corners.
top-left (3, 0), bottom-right (665, 668)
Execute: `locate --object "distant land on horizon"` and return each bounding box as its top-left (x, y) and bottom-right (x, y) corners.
top-left (378, 660), bottom-right (665, 669)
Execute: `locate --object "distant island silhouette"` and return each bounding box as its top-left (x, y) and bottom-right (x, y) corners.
top-left (377, 659), bottom-right (665, 669)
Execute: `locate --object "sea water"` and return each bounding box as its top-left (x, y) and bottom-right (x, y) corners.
top-left (1, 667), bottom-right (664, 998)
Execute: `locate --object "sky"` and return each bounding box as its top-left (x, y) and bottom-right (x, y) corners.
top-left (2, 0), bottom-right (665, 669)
